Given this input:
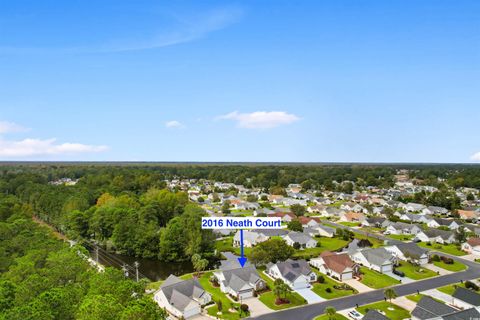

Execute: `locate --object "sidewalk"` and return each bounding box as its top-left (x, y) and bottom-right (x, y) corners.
top-left (425, 263), bottom-right (452, 275)
top-left (391, 296), bottom-right (417, 312)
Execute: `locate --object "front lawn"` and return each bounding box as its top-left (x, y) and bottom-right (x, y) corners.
top-left (257, 270), bottom-right (307, 310)
top-left (357, 302), bottom-right (410, 320)
top-left (311, 271), bottom-right (357, 299)
top-left (417, 242), bottom-right (466, 256)
top-left (314, 314), bottom-right (349, 320)
top-left (387, 234), bottom-right (414, 241)
top-left (407, 294), bottom-right (444, 303)
top-left (437, 283), bottom-right (466, 295)
top-left (396, 262), bottom-right (437, 280)
top-left (433, 260), bottom-right (467, 272)
top-left (293, 237), bottom-right (349, 259)
top-left (359, 267), bottom-right (400, 289)
top-left (354, 233), bottom-right (384, 248)
top-left (198, 272), bottom-right (248, 319)
top-left (339, 222), bottom-right (360, 227)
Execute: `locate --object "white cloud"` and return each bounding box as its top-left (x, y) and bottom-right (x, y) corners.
top-left (165, 120), bottom-right (184, 128)
top-left (218, 111), bottom-right (300, 129)
top-left (471, 152), bottom-right (480, 162)
top-left (0, 138), bottom-right (108, 157)
top-left (0, 121), bottom-right (28, 134)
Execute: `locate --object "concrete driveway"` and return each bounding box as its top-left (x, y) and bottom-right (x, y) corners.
top-left (243, 297), bottom-right (272, 317)
top-left (384, 271), bottom-right (415, 283)
top-left (295, 287), bottom-right (325, 304)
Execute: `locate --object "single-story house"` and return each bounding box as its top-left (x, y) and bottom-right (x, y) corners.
top-left (283, 231), bottom-right (317, 249)
top-left (384, 243), bottom-right (429, 265)
top-left (309, 251), bottom-right (359, 281)
top-left (452, 287), bottom-right (480, 309)
top-left (426, 218), bottom-right (461, 230)
top-left (269, 212), bottom-right (297, 223)
top-left (384, 222), bottom-right (422, 235)
top-left (362, 217), bottom-right (387, 228)
top-left (266, 259), bottom-right (317, 289)
top-left (339, 211), bottom-right (366, 223)
top-left (458, 210), bottom-right (478, 220)
top-left (411, 296), bottom-right (457, 320)
top-left (154, 275), bottom-right (211, 319)
top-left (351, 247), bottom-right (395, 273)
top-left (215, 263), bottom-right (266, 299)
top-left (233, 230), bottom-right (269, 248)
top-left (399, 213), bottom-right (430, 224)
top-left (422, 206), bottom-right (449, 216)
top-left (462, 238), bottom-right (480, 255)
top-left (298, 216), bottom-right (321, 228)
top-left (414, 229), bottom-right (456, 244)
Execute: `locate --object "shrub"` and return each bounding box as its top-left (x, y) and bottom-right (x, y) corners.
top-left (466, 281), bottom-right (479, 291)
top-left (317, 275), bottom-right (325, 283)
top-left (326, 287), bottom-right (332, 293)
top-left (240, 304), bottom-right (249, 312)
top-left (431, 254), bottom-right (440, 262)
top-left (426, 242), bottom-right (432, 246)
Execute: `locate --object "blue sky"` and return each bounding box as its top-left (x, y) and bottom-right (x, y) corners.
top-left (0, 0), bottom-right (479, 162)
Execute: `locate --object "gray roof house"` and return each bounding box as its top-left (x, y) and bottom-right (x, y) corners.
top-left (412, 296), bottom-right (457, 320)
top-left (453, 287), bottom-right (480, 307)
top-left (385, 242), bottom-right (429, 265)
top-left (351, 247), bottom-right (395, 273)
top-left (363, 309), bottom-right (391, 320)
top-left (414, 229), bottom-right (456, 244)
top-left (283, 231), bottom-right (317, 249)
top-left (266, 259), bottom-right (317, 289)
top-left (154, 275), bottom-right (211, 319)
top-left (214, 253), bottom-right (266, 299)
top-left (441, 308), bottom-right (480, 320)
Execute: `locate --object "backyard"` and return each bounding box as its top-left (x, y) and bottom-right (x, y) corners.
top-left (359, 267), bottom-right (400, 289)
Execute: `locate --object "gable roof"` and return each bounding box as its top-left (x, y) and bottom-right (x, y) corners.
top-left (412, 296), bottom-right (457, 320)
top-left (442, 307), bottom-right (480, 320)
top-left (160, 275), bottom-right (206, 311)
top-left (394, 242), bottom-right (428, 259)
top-left (363, 309), bottom-right (390, 320)
top-left (272, 259), bottom-right (312, 282)
top-left (453, 287), bottom-right (480, 306)
top-left (222, 265), bottom-right (262, 292)
top-left (423, 229), bottom-right (454, 240)
top-left (319, 251), bottom-right (355, 274)
top-left (285, 231), bottom-right (315, 245)
top-left (359, 248), bottom-right (394, 266)
top-left (467, 238), bottom-right (480, 247)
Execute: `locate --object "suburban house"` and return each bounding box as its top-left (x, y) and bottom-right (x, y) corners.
top-left (452, 287), bottom-right (480, 309)
top-left (269, 212), bottom-right (296, 223)
top-left (309, 251), bottom-right (359, 281)
top-left (462, 238), bottom-right (480, 255)
top-left (298, 216), bottom-right (320, 228)
top-left (233, 230), bottom-right (269, 248)
top-left (426, 218), bottom-right (461, 230)
top-left (422, 206), bottom-right (449, 216)
top-left (253, 208), bottom-right (275, 216)
top-left (307, 204), bottom-right (327, 214)
top-left (306, 224), bottom-right (336, 238)
top-left (253, 229), bottom-right (289, 237)
top-left (414, 229), bottom-right (456, 244)
top-left (322, 207), bottom-right (345, 218)
top-left (384, 222), bottom-right (422, 235)
top-left (266, 259), bottom-right (317, 289)
top-left (154, 275), bottom-right (212, 319)
top-left (361, 217), bottom-right (387, 228)
top-left (340, 202), bottom-right (366, 213)
top-left (283, 231), bottom-right (317, 249)
top-left (399, 213), bottom-right (430, 224)
top-left (403, 202), bottom-right (427, 212)
top-left (339, 211), bottom-right (366, 223)
top-left (351, 247), bottom-right (395, 273)
top-left (214, 264), bottom-right (266, 299)
top-left (411, 296), bottom-right (457, 320)
top-left (384, 243), bottom-right (429, 265)
top-left (234, 201), bottom-right (260, 211)
top-left (458, 210), bottom-right (478, 220)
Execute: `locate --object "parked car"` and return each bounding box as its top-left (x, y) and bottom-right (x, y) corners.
top-left (393, 269), bottom-right (405, 277)
top-left (348, 310), bottom-right (363, 320)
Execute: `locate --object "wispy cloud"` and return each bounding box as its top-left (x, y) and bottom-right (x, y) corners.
top-left (0, 121), bottom-right (29, 134)
top-left (217, 111), bottom-right (300, 129)
top-left (0, 120), bottom-right (108, 157)
top-left (0, 6), bottom-right (244, 54)
top-left (165, 120), bottom-right (184, 129)
top-left (471, 152), bottom-right (480, 162)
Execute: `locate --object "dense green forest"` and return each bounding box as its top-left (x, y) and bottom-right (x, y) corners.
top-left (0, 194), bottom-right (166, 320)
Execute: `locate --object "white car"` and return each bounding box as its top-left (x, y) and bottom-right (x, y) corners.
top-left (348, 310), bottom-right (363, 320)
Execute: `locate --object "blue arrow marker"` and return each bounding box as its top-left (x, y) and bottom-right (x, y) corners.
top-left (238, 229), bottom-right (247, 267)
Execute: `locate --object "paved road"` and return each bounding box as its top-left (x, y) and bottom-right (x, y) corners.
top-left (249, 222), bottom-right (480, 320)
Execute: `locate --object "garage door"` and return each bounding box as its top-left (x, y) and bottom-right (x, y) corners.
top-left (341, 271), bottom-right (353, 281)
top-left (238, 290), bottom-right (254, 299)
top-left (381, 264), bottom-right (392, 273)
top-left (184, 306), bottom-right (201, 319)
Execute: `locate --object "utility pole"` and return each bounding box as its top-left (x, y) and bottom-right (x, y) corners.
top-left (134, 261), bottom-right (140, 282)
top-left (122, 264), bottom-right (129, 278)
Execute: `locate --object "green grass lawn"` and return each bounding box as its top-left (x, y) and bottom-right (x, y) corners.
top-left (396, 262), bottom-right (437, 280)
top-left (257, 270), bottom-right (307, 310)
top-left (314, 313), bottom-right (349, 320)
top-left (339, 222), bottom-right (360, 227)
top-left (293, 237), bottom-right (349, 259)
top-left (387, 234), bottom-right (414, 241)
top-left (433, 260), bottom-right (467, 272)
top-left (417, 242), bottom-right (466, 256)
top-left (359, 267), bottom-right (400, 289)
top-left (311, 271), bottom-right (357, 299)
top-left (198, 272), bottom-right (249, 319)
top-left (407, 294), bottom-right (444, 303)
top-left (357, 302), bottom-right (410, 320)
top-left (215, 237), bottom-right (253, 257)
top-left (354, 233), bottom-right (384, 248)
top-left (437, 283), bottom-right (467, 295)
